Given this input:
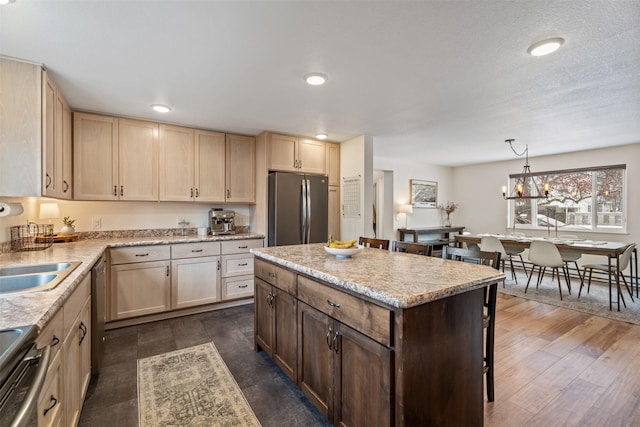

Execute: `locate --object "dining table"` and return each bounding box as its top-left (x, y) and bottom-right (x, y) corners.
top-left (455, 233), bottom-right (638, 311)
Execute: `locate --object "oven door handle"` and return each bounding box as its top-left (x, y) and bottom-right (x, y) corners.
top-left (11, 345), bottom-right (51, 427)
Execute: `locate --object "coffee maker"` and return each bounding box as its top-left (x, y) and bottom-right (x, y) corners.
top-left (210, 209), bottom-right (236, 235)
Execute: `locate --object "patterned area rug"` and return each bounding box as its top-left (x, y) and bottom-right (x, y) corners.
top-left (138, 342), bottom-right (262, 427)
top-left (499, 271), bottom-right (640, 325)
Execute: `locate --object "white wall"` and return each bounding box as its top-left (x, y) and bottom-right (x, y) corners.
top-left (374, 156), bottom-right (454, 232)
top-left (0, 197), bottom-right (252, 242)
top-left (340, 136), bottom-right (374, 241)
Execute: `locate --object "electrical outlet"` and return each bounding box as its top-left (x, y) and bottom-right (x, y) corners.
top-left (177, 216), bottom-right (186, 226)
top-left (92, 217), bottom-right (102, 229)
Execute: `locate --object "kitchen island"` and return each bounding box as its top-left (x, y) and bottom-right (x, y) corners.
top-left (251, 243), bottom-right (505, 426)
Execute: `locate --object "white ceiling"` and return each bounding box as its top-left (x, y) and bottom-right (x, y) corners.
top-left (1, 1), bottom-right (639, 166)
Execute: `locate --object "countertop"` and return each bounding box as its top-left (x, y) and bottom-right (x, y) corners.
top-left (0, 233), bottom-right (264, 330)
top-left (251, 243), bottom-right (505, 309)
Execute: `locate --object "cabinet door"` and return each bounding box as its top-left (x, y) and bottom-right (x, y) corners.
top-left (42, 72), bottom-right (57, 197)
top-left (63, 316), bottom-right (82, 427)
top-left (159, 124), bottom-right (194, 201)
top-left (111, 261), bottom-right (170, 319)
top-left (273, 287), bottom-right (297, 381)
top-left (222, 276), bottom-right (254, 300)
top-left (225, 134), bottom-right (255, 202)
top-left (61, 97), bottom-right (72, 199)
top-left (255, 279), bottom-right (274, 354)
top-left (118, 118), bottom-right (159, 201)
top-left (73, 113), bottom-right (119, 200)
top-left (37, 350), bottom-right (63, 427)
top-left (326, 142), bottom-right (340, 186)
top-left (268, 133), bottom-right (298, 172)
top-left (78, 299), bottom-right (92, 402)
top-left (334, 323), bottom-right (392, 427)
top-left (328, 186), bottom-right (341, 240)
top-left (298, 138), bottom-right (326, 174)
top-left (297, 302), bottom-right (333, 420)
top-left (195, 129), bottom-right (226, 202)
top-left (171, 256), bottom-right (220, 309)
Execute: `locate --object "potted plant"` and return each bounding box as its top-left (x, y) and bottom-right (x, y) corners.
top-left (60, 216), bottom-right (76, 235)
top-left (438, 201), bottom-right (459, 227)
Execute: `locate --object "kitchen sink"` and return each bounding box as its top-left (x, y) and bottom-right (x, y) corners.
top-left (0, 261), bottom-right (81, 295)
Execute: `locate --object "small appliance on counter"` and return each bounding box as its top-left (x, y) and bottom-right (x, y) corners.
top-left (210, 209), bottom-right (236, 235)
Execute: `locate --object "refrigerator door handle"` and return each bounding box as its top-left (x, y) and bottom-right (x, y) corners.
top-left (306, 179), bottom-right (312, 243)
top-left (301, 178), bottom-right (308, 243)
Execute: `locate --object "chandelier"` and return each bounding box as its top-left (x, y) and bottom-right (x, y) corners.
top-left (502, 139), bottom-right (549, 200)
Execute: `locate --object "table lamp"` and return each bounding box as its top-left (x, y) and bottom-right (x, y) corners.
top-left (396, 204), bottom-right (413, 229)
top-left (39, 202), bottom-right (60, 231)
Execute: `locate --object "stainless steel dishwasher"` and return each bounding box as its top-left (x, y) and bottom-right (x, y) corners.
top-left (91, 255), bottom-right (106, 375)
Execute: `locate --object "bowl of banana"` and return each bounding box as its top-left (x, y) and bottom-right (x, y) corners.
top-left (324, 237), bottom-right (363, 258)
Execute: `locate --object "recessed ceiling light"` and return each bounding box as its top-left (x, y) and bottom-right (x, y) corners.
top-left (151, 104), bottom-right (171, 113)
top-left (315, 133), bottom-right (328, 140)
top-left (304, 73), bottom-right (328, 86)
top-left (0, 0), bottom-right (16, 5)
top-left (527, 37), bottom-right (564, 56)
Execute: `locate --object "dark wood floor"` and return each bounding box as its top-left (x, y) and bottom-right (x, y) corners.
top-left (80, 291), bottom-right (640, 426)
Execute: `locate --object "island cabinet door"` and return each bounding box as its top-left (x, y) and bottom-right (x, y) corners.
top-left (297, 302), bottom-right (334, 420)
top-left (334, 323), bottom-right (393, 427)
top-left (254, 279), bottom-right (274, 355)
top-left (273, 287), bottom-right (297, 381)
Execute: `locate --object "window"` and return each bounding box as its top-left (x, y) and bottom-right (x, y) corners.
top-left (508, 164), bottom-right (626, 232)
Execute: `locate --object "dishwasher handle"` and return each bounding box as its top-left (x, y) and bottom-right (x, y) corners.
top-left (11, 345), bottom-right (51, 427)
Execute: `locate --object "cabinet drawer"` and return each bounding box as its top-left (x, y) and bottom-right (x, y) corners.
top-left (221, 239), bottom-right (263, 254)
top-left (36, 307), bottom-right (63, 361)
top-left (37, 350), bottom-right (63, 427)
top-left (222, 276), bottom-right (254, 300)
top-left (222, 253), bottom-right (254, 277)
top-left (63, 274), bottom-right (91, 339)
top-left (110, 245), bottom-right (170, 264)
top-left (254, 259), bottom-right (296, 294)
top-left (171, 242), bottom-right (221, 259)
top-left (297, 275), bottom-right (392, 347)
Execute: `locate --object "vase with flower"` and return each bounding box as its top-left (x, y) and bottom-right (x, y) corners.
top-left (60, 216), bottom-right (76, 235)
top-left (438, 201), bottom-right (458, 227)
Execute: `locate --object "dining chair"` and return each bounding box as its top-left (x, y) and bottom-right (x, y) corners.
top-left (525, 240), bottom-right (571, 300)
top-left (579, 243), bottom-right (635, 308)
top-left (480, 236), bottom-right (526, 286)
top-left (558, 234), bottom-right (583, 284)
top-left (442, 245), bottom-right (501, 402)
top-left (391, 241), bottom-right (432, 256)
top-left (358, 237), bottom-right (390, 250)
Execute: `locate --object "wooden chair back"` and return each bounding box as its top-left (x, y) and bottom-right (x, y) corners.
top-left (391, 241), bottom-right (432, 256)
top-left (442, 246), bottom-right (501, 270)
top-left (358, 237), bottom-right (390, 250)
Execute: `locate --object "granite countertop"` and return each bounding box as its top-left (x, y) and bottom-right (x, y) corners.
top-left (251, 243), bottom-right (505, 309)
top-left (0, 232), bottom-right (264, 330)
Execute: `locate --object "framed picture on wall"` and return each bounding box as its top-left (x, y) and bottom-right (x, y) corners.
top-left (410, 179), bottom-right (438, 208)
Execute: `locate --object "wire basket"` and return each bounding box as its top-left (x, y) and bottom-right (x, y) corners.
top-left (10, 223), bottom-right (55, 251)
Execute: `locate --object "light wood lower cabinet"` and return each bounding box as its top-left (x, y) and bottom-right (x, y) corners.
top-left (37, 350), bottom-right (63, 427)
top-left (171, 256), bottom-right (221, 309)
top-left (111, 260), bottom-right (170, 320)
top-left (63, 298), bottom-right (91, 427)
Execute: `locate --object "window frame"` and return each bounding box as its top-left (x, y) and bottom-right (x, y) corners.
top-left (506, 164), bottom-right (627, 234)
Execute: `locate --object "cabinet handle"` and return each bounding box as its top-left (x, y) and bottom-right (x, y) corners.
top-left (120, 185), bottom-right (124, 196)
top-left (135, 253), bottom-right (150, 257)
top-left (238, 245), bottom-right (248, 249)
top-left (298, 160), bottom-right (302, 169)
top-left (51, 335), bottom-right (60, 347)
top-left (238, 284), bottom-right (248, 288)
top-left (327, 299), bottom-right (341, 308)
top-left (79, 322), bottom-right (87, 345)
top-left (195, 188), bottom-right (199, 198)
top-left (226, 189), bottom-right (231, 198)
top-left (326, 327), bottom-right (333, 350)
top-left (63, 180), bottom-right (69, 193)
top-left (332, 331), bottom-right (340, 354)
top-left (190, 188), bottom-right (194, 198)
top-left (266, 293), bottom-right (273, 308)
top-left (191, 249), bottom-right (203, 253)
top-left (45, 173), bottom-right (52, 188)
top-left (268, 272), bottom-right (276, 278)
top-left (238, 262), bottom-right (248, 266)
top-left (113, 185), bottom-right (117, 196)
top-left (43, 395), bottom-right (58, 416)
top-left (166, 266), bottom-right (170, 276)
top-left (217, 260), bottom-right (221, 270)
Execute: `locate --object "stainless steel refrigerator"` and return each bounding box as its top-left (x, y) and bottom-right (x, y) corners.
top-left (268, 172), bottom-right (328, 246)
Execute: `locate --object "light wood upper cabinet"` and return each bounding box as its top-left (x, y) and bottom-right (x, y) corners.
top-left (118, 118), bottom-right (159, 201)
top-left (43, 70), bottom-right (73, 200)
top-left (325, 142), bottom-right (340, 186)
top-left (195, 130), bottom-right (226, 202)
top-left (226, 133), bottom-right (255, 203)
top-left (267, 133), bottom-right (326, 175)
top-left (159, 124), bottom-right (195, 202)
top-left (73, 112), bottom-right (119, 200)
